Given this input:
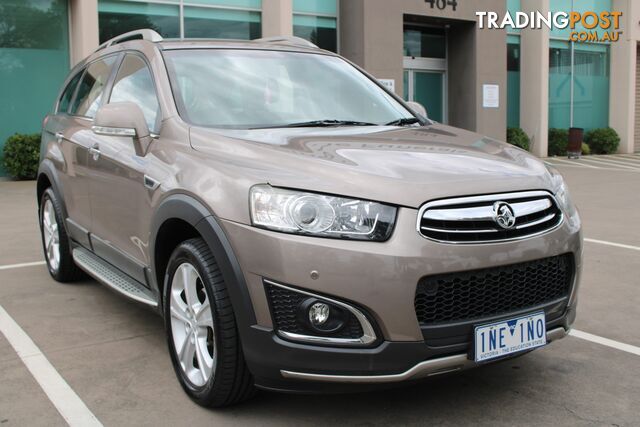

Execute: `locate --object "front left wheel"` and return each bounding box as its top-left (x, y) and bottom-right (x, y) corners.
top-left (164, 238), bottom-right (256, 407)
top-left (39, 188), bottom-right (84, 282)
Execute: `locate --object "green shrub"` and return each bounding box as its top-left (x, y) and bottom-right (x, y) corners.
top-left (3, 133), bottom-right (41, 180)
top-left (585, 127), bottom-right (620, 154)
top-left (548, 128), bottom-right (568, 156)
top-left (506, 127), bottom-right (530, 151)
top-left (581, 142), bottom-right (590, 155)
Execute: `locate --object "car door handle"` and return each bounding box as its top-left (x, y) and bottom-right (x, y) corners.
top-left (55, 132), bottom-right (63, 143)
top-left (144, 175), bottom-right (160, 190)
top-left (89, 145), bottom-right (100, 161)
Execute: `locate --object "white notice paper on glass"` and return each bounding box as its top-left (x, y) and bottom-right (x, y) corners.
top-left (483, 84), bottom-right (499, 108)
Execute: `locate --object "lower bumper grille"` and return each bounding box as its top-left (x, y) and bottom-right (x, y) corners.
top-left (415, 254), bottom-right (574, 325)
top-left (265, 282), bottom-right (364, 339)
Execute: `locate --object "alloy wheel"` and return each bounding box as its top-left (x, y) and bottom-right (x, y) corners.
top-left (42, 199), bottom-right (60, 272)
top-left (169, 263), bottom-right (216, 387)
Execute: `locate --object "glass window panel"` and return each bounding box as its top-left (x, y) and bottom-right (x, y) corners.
top-left (110, 55), bottom-right (160, 132)
top-left (548, 42), bottom-right (609, 131)
top-left (293, 15), bottom-right (336, 52)
top-left (98, 1), bottom-right (180, 43)
top-left (58, 71), bottom-right (83, 114)
top-left (188, 0), bottom-right (261, 9)
top-left (403, 71), bottom-right (409, 101)
top-left (413, 71), bottom-right (444, 122)
top-left (293, 0), bottom-right (337, 16)
top-left (507, 42), bottom-right (520, 128)
top-left (506, 0), bottom-right (521, 34)
top-left (403, 26), bottom-right (446, 58)
top-left (551, 0), bottom-right (613, 39)
top-left (70, 56), bottom-right (117, 118)
top-left (184, 7), bottom-right (261, 39)
top-left (0, 0), bottom-right (70, 176)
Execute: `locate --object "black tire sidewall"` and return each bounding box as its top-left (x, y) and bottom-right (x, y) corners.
top-left (163, 241), bottom-right (224, 403)
top-left (39, 189), bottom-right (69, 280)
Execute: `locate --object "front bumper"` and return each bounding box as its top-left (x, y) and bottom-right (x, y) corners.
top-left (218, 206), bottom-right (582, 392)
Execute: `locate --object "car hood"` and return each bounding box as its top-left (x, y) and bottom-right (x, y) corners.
top-left (190, 124), bottom-right (555, 208)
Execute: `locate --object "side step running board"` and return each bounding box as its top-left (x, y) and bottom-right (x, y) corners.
top-left (72, 247), bottom-right (158, 307)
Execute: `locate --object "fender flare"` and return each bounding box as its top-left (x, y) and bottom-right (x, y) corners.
top-left (37, 160), bottom-right (67, 217)
top-left (149, 194), bottom-right (257, 331)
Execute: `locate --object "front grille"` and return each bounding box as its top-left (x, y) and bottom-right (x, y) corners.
top-left (418, 191), bottom-right (563, 243)
top-left (265, 282), bottom-right (364, 339)
top-left (415, 254), bottom-right (574, 325)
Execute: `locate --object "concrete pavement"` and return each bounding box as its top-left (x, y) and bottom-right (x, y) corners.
top-left (1, 156), bottom-right (639, 426)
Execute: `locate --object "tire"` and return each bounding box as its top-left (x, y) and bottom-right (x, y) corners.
top-left (39, 188), bottom-right (84, 282)
top-left (164, 238), bottom-right (256, 407)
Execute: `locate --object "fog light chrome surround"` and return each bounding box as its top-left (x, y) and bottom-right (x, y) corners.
top-left (264, 279), bottom-right (377, 346)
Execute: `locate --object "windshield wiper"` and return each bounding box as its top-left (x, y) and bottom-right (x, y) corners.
top-left (257, 120), bottom-right (378, 129)
top-left (385, 117), bottom-right (421, 126)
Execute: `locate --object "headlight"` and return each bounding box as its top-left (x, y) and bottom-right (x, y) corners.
top-left (250, 185), bottom-right (397, 241)
top-left (546, 165), bottom-right (577, 216)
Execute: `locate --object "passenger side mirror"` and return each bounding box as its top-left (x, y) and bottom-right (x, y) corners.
top-left (92, 102), bottom-right (151, 156)
top-left (406, 101), bottom-right (428, 119)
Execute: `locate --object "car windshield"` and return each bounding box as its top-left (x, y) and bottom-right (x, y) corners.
top-left (163, 49), bottom-right (416, 129)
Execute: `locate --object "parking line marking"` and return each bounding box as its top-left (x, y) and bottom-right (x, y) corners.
top-left (578, 157), bottom-right (640, 170)
top-left (546, 158), bottom-right (601, 168)
top-left (0, 305), bottom-right (102, 426)
top-left (570, 329), bottom-right (640, 357)
top-left (584, 238), bottom-right (640, 252)
top-left (0, 261), bottom-right (46, 271)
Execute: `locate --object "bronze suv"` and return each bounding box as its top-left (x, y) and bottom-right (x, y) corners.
top-left (37, 29), bottom-right (582, 407)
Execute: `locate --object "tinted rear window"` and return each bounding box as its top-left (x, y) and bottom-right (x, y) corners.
top-left (57, 71), bottom-right (83, 114)
top-left (70, 55), bottom-right (117, 118)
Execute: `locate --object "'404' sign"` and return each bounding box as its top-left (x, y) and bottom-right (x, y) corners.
top-left (426, 0), bottom-right (458, 11)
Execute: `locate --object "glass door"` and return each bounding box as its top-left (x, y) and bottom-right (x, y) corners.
top-left (403, 24), bottom-right (447, 123)
top-left (404, 70), bottom-right (445, 123)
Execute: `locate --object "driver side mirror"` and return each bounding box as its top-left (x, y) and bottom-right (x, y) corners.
top-left (92, 102), bottom-right (151, 156)
top-left (406, 101), bottom-right (428, 119)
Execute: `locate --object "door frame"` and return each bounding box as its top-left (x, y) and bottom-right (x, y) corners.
top-left (403, 57), bottom-right (448, 123)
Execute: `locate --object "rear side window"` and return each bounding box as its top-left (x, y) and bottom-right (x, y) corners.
top-left (57, 71), bottom-right (82, 114)
top-left (109, 54), bottom-right (160, 133)
top-left (70, 55), bottom-right (117, 118)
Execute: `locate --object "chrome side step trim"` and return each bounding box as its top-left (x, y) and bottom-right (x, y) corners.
top-left (281, 327), bottom-right (568, 383)
top-left (72, 247), bottom-right (157, 307)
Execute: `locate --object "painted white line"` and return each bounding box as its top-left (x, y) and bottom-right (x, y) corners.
top-left (578, 157), bottom-right (640, 170)
top-left (584, 238), bottom-right (640, 252)
top-left (603, 155), bottom-right (640, 165)
top-left (570, 329), bottom-right (640, 357)
top-left (0, 305), bottom-right (102, 426)
top-left (546, 158), bottom-right (600, 168)
top-left (0, 261), bottom-right (46, 271)
top-left (588, 156), bottom-right (640, 168)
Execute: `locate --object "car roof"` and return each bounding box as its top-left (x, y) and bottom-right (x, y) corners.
top-left (76, 31), bottom-right (336, 75)
top-left (156, 38), bottom-right (330, 55)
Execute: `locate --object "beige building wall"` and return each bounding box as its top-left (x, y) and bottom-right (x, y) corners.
top-left (261, 0), bottom-right (293, 38)
top-left (69, 0), bottom-right (100, 66)
top-left (610, 0), bottom-right (639, 154)
top-left (519, 0), bottom-right (550, 158)
top-left (339, 0), bottom-right (507, 142)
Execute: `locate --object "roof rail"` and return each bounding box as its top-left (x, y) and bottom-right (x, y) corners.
top-left (254, 36), bottom-right (318, 49)
top-left (96, 29), bottom-right (163, 52)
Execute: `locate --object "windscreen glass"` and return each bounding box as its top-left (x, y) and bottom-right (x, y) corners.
top-left (164, 49), bottom-right (414, 128)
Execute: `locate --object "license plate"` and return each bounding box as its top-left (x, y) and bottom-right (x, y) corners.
top-left (474, 312), bottom-right (546, 362)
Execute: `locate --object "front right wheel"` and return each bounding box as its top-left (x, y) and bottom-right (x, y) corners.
top-left (164, 238), bottom-right (255, 407)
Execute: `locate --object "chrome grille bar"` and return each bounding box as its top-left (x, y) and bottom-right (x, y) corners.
top-left (417, 191), bottom-right (563, 244)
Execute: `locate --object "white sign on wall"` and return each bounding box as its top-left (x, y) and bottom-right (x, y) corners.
top-left (378, 79), bottom-right (395, 93)
top-left (482, 84), bottom-right (500, 108)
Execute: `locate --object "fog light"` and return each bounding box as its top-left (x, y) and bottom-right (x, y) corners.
top-left (309, 302), bottom-right (330, 326)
